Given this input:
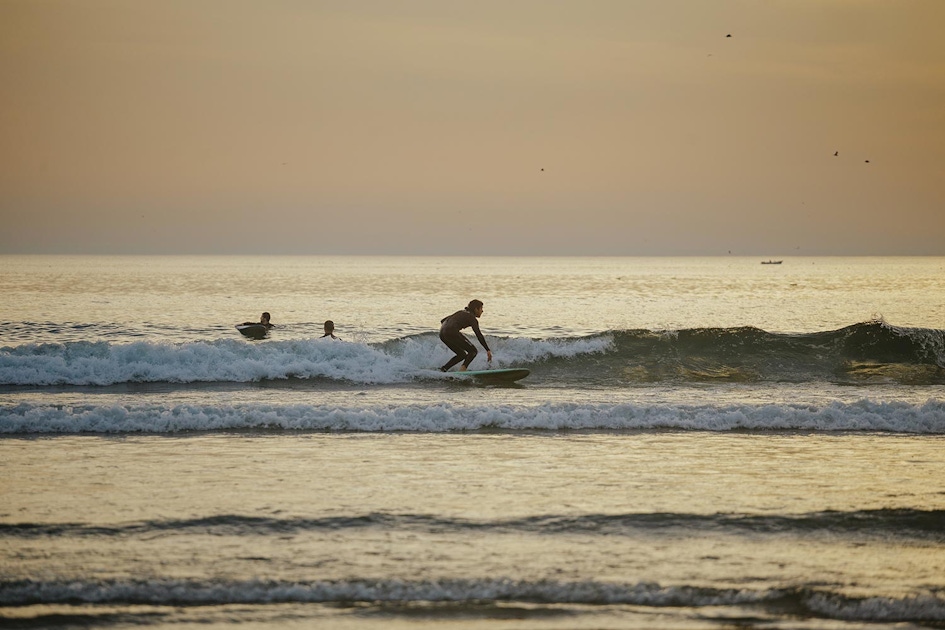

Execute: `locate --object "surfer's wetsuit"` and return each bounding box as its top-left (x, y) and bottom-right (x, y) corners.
top-left (242, 313), bottom-right (274, 329)
top-left (241, 321), bottom-right (273, 329)
top-left (439, 309), bottom-right (490, 371)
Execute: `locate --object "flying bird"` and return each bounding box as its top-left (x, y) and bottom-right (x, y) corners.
top-left (834, 151), bottom-right (839, 156)
top-left (726, 34), bottom-right (732, 38)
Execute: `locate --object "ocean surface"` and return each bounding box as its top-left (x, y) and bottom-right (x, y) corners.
top-left (1, 255), bottom-right (944, 629)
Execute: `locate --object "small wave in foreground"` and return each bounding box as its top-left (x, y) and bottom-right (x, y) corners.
top-left (1, 577), bottom-right (943, 624)
top-left (3, 398), bottom-right (943, 434)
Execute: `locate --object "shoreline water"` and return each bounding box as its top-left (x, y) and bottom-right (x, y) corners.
top-left (3, 431), bottom-right (945, 628)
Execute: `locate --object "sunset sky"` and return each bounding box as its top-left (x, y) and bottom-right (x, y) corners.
top-left (2, 0), bottom-right (943, 255)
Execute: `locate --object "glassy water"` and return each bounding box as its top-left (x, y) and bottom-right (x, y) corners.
top-left (2, 256), bottom-right (944, 628)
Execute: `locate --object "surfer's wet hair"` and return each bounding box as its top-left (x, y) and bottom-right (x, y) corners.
top-left (466, 300), bottom-right (484, 312)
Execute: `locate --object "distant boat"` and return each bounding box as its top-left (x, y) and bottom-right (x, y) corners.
top-left (761, 260), bottom-right (783, 265)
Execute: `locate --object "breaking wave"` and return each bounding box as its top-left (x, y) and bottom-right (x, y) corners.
top-left (1, 577), bottom-right (943, 623)
top-left (3, 398), bottom-right (944, 434)
top-left (1, 320), bottom-right (943, 387)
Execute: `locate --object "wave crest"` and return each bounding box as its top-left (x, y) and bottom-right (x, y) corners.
top-left (3, 399), bottom-right (944, 434)
top-left (2, 321), bottom-right (942, 387)
top-left (2, 578), bottom-right (943, 622)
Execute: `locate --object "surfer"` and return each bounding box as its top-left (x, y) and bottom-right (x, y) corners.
top-left (241, 312), bottom-right (274, 329)
top-left (438, 299), bottom-right (492, 372)
top-left (322, 320), bottom-right (339, 340)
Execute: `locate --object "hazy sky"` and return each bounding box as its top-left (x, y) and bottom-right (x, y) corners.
top-left (2, 0), bottom-right (944, 255)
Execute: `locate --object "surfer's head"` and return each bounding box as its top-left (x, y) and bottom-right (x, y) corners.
top-left (324, 320), bottom-right (334, 333)
top-left (261, 312), bottom-right (271, 323)
top-left (466, 300), bottom-right (484, 316)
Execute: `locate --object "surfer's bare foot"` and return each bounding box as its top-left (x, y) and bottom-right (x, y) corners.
top-left (459, 366), bottom-right (468, 371)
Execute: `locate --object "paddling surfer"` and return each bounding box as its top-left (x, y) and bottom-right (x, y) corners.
top-left (438, 299), bottom-right (492, 372)
top-left (241, 312), bottom-right (274, 329)
top-left (322, 320), bottom-right (339, 340)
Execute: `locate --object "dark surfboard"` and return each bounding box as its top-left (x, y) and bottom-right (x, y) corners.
top-left (445, 368), bottom-right (530, 383)
top-left (236, 324), bottom-right (269, 340)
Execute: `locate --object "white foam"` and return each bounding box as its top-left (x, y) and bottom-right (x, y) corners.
top-left (0, 335), bottom-right (610, 386)
top-left (0, 577), bottom-right (748, 606)
top-left (1, 578), bottom-right (942, 621)
top-left (2, 399), bottom-right (943, 434)
top-left (806, 590), bottom-right (945, 622)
